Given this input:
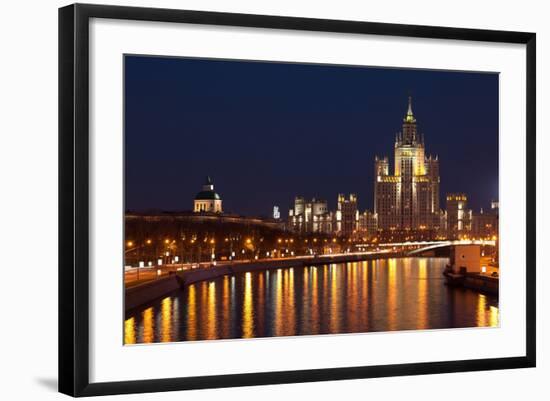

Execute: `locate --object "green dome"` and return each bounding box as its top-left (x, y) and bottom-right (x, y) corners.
top-left (195, 190), bottom-right (220, 200)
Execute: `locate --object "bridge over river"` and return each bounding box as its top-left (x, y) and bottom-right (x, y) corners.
top-left (376, 239), bottom-right (496, 256)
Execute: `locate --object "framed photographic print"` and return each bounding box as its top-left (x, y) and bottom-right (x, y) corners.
top-left (59, 3), bottom-right (536, 397)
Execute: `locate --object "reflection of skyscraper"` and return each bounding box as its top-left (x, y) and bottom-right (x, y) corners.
top-left (374, 97), bottom-right (441, 233)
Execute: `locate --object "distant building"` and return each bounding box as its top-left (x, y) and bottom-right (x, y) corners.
top-left (446, 193), bottom-right (472, 239)
top-left (193, 176), bottom-right (223, 213)
top-left (288, 197), bottom-right (333, 233)
top-left (336, 193), bottom-right (359, 236)
top-left (472, 201), bottom-right (499, 239)
top-left (358, 210), bottom-right (378, 238)
top-left (439, 210), bottom-right (448, 238)
top-left (273, 206), bottom-right (281, 220)
top-left (374, 97), bottom-right (441, 235)
top-left (126, 211), bottom-right (283, 230)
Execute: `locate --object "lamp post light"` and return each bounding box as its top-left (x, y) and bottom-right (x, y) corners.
top-left (245, 238), bottom-right (253, 261)
top-left (210, 238), bottom-right (215, 265)
top-left (137, 261), bottom-right (144, 281)
top-left (229, 235), bottom-right (234, 262)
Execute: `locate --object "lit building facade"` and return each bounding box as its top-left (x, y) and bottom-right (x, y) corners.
top-left (446, 193), bottom-right (472, 239)
top-left (374, 97), bottom-right (441, 235)
top-left (288, 194), bottom-right (362, 236)
top-left (288, 197), bottom-right (333, 233)
top-left (471, 201), bottom-right (499, 239)
top-left (358, 210), bottom-right (378, 238)
top-left (193, 176), bottom-right (223, 213)
top-left (336, 194), bottom-right (359, 236)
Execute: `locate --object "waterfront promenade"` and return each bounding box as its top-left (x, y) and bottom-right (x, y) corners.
top-left (125, 250), bottom-right (403, 311)
top-left (124, 250), bottom-right (401, 285)
top-left (124, 240), bottom-right (497, 311)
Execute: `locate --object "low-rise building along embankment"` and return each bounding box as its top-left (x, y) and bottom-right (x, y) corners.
top-left (443, 244), bottom-right (499, 296)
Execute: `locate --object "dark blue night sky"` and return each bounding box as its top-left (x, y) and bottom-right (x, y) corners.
top-left (125, 55), bottom-right (498, 217)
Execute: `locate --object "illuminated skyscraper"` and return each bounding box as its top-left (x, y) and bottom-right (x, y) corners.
top-left (374, 97), bottom-right (441, 234)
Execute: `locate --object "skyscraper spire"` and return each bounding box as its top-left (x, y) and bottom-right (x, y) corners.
top-left (404, 95), bottom-right (416, 123)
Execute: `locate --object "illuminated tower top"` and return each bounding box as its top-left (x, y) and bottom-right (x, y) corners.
top-left (403, 95), bottom-right (416, 124)
top-left (395, 96), bottom-right (425, 176)
top-left (399, 96), bottom-right (419, 146)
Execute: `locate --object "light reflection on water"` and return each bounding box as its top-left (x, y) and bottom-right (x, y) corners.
top-left (125, 257), bottom-right (499, 344)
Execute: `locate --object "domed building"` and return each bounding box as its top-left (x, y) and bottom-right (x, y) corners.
top-left (193, 176), bottom-right (223, 213)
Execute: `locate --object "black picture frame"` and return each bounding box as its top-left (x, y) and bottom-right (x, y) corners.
top-left (59, 3), bottom-right (536, 397)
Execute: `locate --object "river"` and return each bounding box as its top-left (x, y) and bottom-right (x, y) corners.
top-left (124, 257), bottom-right (499, 344)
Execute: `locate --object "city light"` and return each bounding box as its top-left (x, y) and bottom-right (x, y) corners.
top-left (122, 89), bottom-right (500, 344)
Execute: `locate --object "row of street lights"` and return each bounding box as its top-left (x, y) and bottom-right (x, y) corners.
top-left (124, 235), bottom-right (389, 277)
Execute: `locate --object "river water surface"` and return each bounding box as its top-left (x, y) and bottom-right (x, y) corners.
top-left (124, 257), bottom-right (499, 344)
